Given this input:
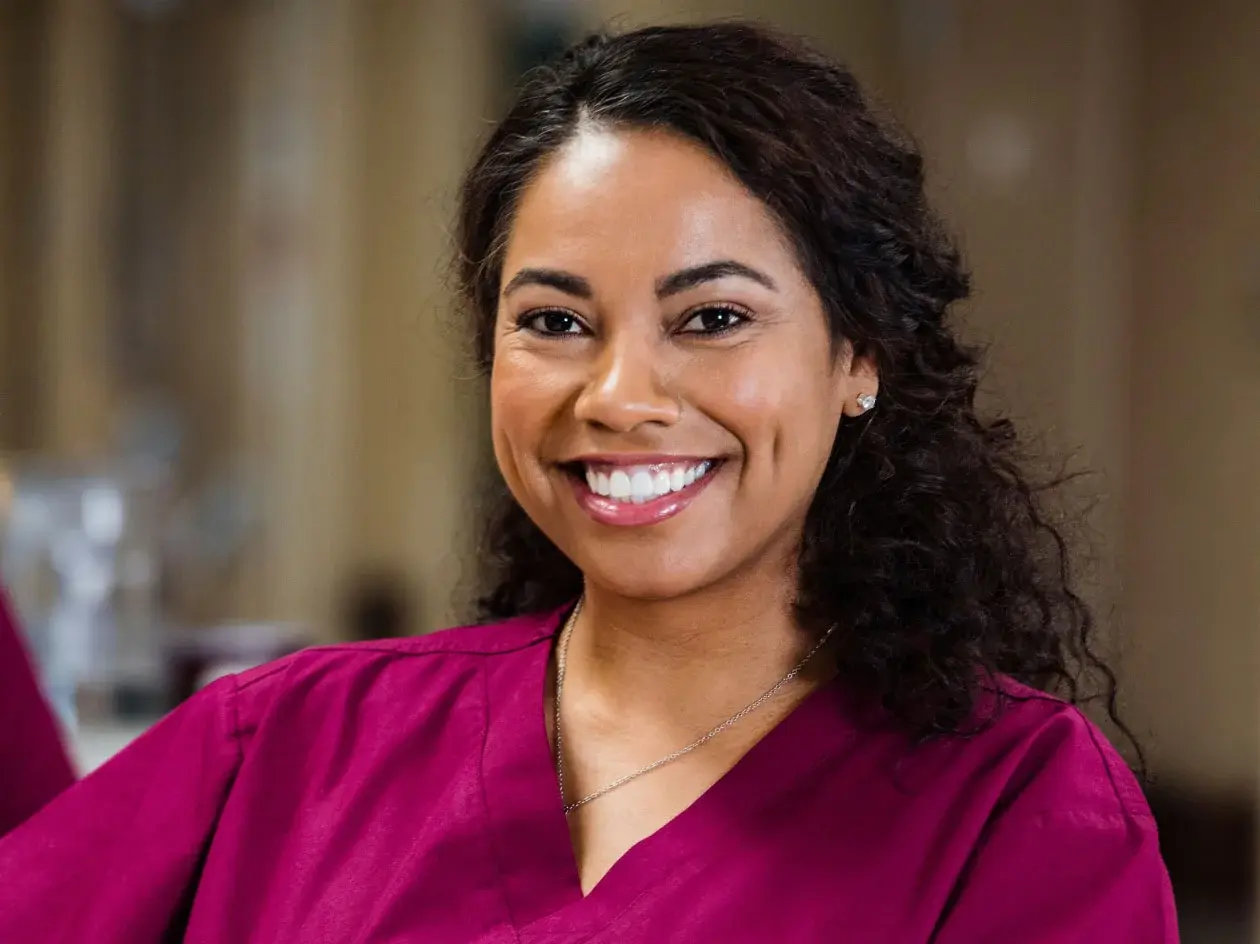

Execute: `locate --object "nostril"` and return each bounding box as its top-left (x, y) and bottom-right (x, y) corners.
top-left (574, 393), bottom-right (683, 432)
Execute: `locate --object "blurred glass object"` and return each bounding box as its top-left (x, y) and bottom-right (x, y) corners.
top-left (0, 459), bottom-right (170, 729)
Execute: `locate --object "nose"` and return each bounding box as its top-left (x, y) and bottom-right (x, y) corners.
top-left (573, 334), bottom-right (682, 433)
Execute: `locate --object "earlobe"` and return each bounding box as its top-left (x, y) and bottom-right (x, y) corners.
top-left (842, 350), bottom-right (879, 417)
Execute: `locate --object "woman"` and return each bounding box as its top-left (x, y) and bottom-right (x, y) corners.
top-left (0, 588), bottom-right (75, 834)
top-left (0, 22), bottom-right (1176, 941)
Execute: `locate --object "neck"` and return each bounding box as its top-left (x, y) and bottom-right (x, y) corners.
top-left (567, 565), bottom-right (825, 715)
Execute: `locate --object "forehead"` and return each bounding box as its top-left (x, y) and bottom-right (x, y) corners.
top-left (503, 126), bottom-right (799, 283)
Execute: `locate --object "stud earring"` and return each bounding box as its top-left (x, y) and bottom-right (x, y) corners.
top-left (857, 393), bottom-right (877, 413)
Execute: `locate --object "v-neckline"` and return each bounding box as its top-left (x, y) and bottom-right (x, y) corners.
top-left (478, 606), bottom-right (849, 940)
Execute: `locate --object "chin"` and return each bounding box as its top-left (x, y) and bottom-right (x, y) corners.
top-left (578, 556), bottom-right (722, 603)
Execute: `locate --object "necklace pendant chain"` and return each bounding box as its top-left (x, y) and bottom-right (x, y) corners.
top-left (553, 598), bottom-right (837, 815)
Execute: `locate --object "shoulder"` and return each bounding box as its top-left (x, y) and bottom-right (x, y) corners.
top-left (920, 683), bottom-right (1176, 940)
top-left (982, 679), bottom-right (1153, 825)
top-left (236, 607), bottom-right (562, 688)
top-left (876, 677), bottom-right (1154, 830)
top-left (223, 608), bottom-right (563, 738)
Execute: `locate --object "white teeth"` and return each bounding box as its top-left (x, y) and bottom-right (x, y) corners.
top-left (629, 470), bottom-right (654, 503)
top-left (609, 470), bottom-right (632, 499)
top-left (583, 460), bottom-right (712, 503)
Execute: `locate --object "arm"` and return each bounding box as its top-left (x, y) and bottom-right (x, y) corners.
top-left (0, 589), bottom-right (75, 833)
top-left (931, 806), bottom-right (1179, 943)
top-left (0, 675), bottom-right (242, 941)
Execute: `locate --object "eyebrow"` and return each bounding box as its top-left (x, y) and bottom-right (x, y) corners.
top-left (655, 260), bottom-right (777, 297)
top-left (501, 268), bottom-right (593, 299)
top-left (500, 259), bottom-right (778, 300)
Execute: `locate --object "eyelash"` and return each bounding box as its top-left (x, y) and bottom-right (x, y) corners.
top-left (678, 304), bottom-right (751, 336)
top-left (515, 305), bottom-right (752, 338)
top-left (514, 309), bottom-right (586, 337)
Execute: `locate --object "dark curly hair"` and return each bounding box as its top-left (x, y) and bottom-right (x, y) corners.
top-left (455, 21), bottom-right (1136, 756)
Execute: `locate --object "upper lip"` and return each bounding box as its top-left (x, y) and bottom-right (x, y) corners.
top-left (559, 453), bottom-right (716, 467)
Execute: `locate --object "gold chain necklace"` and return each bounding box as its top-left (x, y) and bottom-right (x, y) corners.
top-left (553, 598), bottom-right (838, 815)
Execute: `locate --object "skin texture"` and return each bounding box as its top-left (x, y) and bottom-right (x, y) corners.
top-left (490, 126), bottom-right (877, 891)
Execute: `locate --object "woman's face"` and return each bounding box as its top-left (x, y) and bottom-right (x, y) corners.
top-left (491, 127), bottom-right (876, 601)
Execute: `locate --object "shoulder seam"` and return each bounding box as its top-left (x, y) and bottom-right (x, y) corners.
top-left (294, 634), bottom-right (553, 662)
top-left (225, 673), bottom-right (241, 740)
top-left (226, 633), bottom-right (553, 694)
top-left (1076, 706), bottom-right (1149, 821)
top-left (993, 688), bottom-right (1152, 824)
top-left (223, 674), bottom-right (246, 771)
top-left (1027, 807), bottom-right (1155, 832)
top-left (231, 659), bottom-right (295, 694)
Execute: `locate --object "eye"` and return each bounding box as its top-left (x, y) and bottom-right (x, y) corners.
top-left (518, 309), bottom-right (587, 336)
top-left (678, 305), bottom-right (749, 336)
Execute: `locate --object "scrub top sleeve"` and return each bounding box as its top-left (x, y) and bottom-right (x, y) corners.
top-left (0, 590), bottom-right (75, 833)
top-left (0, 674), bottom-right (243, 943)
top-left (931, 806), bottom-right (1179, 943)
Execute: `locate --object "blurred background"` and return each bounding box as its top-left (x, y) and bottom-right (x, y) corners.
top-left (0, 0), bottom-right (1255, 938)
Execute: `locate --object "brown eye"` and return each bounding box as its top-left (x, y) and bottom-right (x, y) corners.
top-left (679, 305), bottom-right (748, 335)
top-left (521, 309), bottom-right (586, 336)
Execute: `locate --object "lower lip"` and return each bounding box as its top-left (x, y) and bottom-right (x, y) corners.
top-left (567, 467), bottom-right (719, 527)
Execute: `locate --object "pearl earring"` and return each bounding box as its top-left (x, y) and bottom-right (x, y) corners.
top-left (857, 393), bottom-right (877, 413)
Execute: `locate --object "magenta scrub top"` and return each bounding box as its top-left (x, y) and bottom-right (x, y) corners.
top-left (0, 607), bottom-right (1177, 941)
top-left (0, 590), bottom-right (74, 835)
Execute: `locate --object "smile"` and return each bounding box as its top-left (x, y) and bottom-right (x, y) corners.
top-left (561, 457), bottom-right (721, 527)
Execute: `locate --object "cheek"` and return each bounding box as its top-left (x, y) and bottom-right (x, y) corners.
top-left (490, 366), bottom-right (530, 465)
top-left (722, 368), bottom-right (791, 417)
top-left (714, 351), bottom-right (838, 442)
top-left (489, 352), bottom-right (568, 467)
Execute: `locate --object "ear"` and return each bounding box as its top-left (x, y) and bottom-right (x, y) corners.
top-left (837, 345), bottom-right (880, 419)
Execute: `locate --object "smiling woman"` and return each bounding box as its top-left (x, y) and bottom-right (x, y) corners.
top-left (0, 21), bottom-right (1176, 943)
